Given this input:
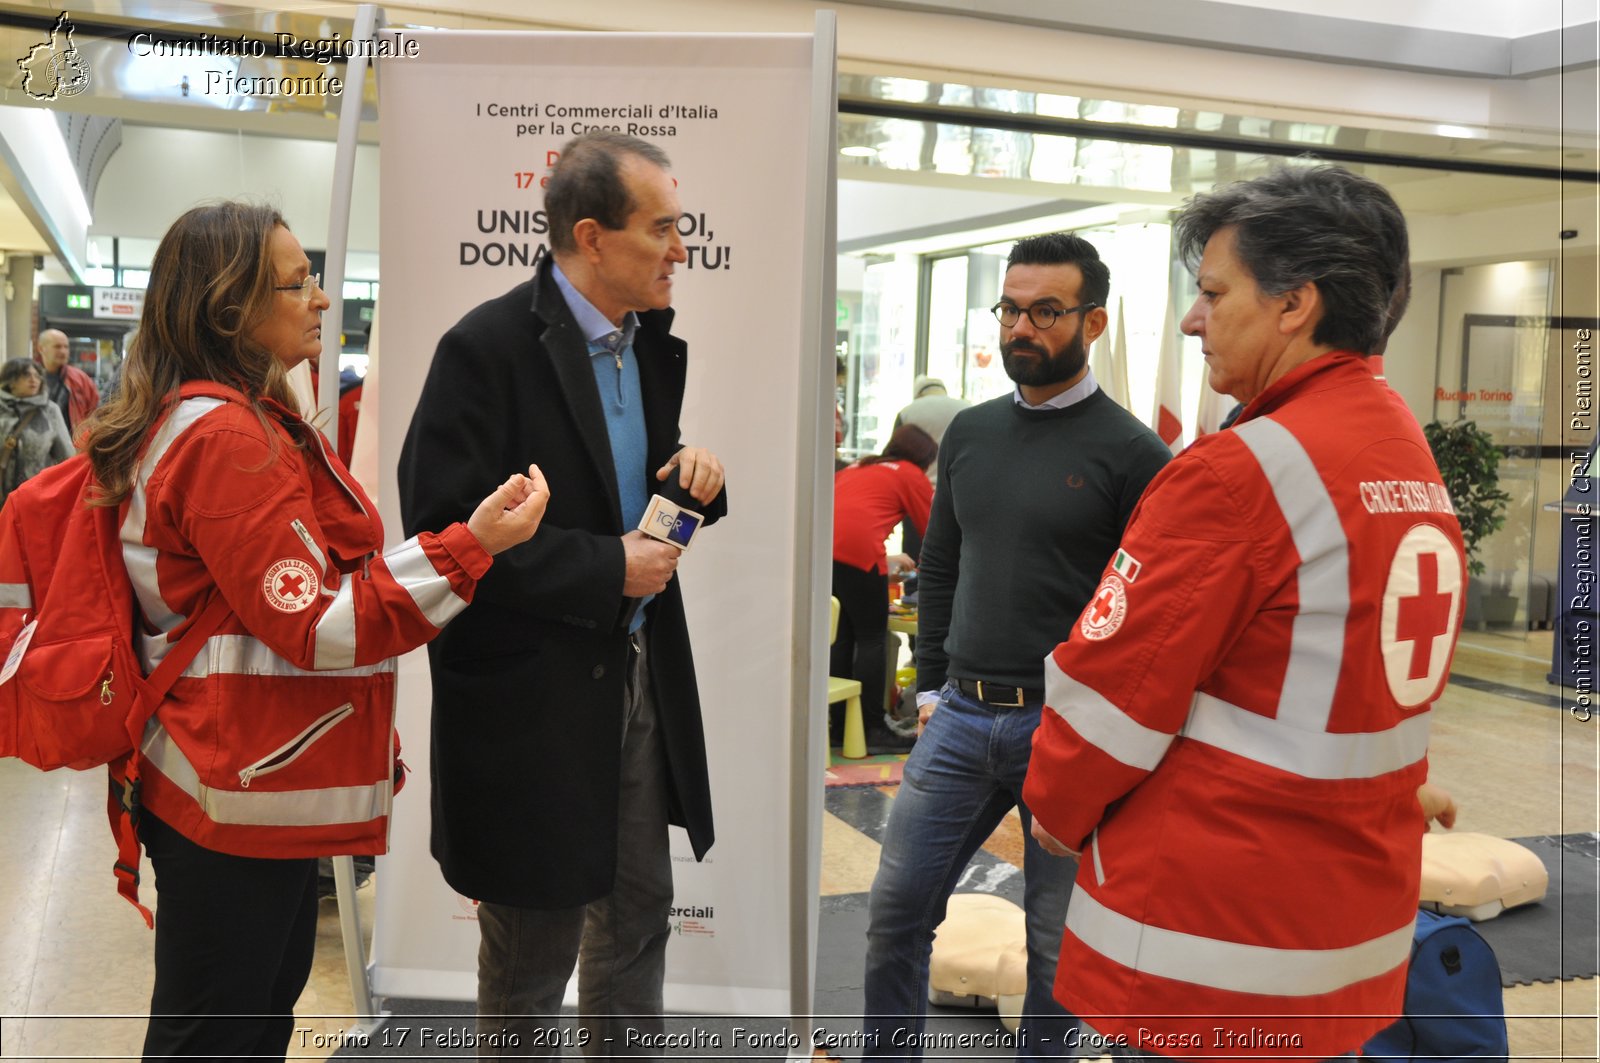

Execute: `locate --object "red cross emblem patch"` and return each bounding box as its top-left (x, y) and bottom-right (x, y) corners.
top-left (1079, 574), bottom-right (1128, 641)
top-left (1380, 524), bottom-right (1465, 707)
top-left (263, 557), bottom-right (320, 613)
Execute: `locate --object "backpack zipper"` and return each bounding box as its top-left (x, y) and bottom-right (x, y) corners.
top-left (238, 704), bottom-right (354, 788)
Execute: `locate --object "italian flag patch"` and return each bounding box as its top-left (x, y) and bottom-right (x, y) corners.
top-left (1111, 549), bottom-right (1142, 583)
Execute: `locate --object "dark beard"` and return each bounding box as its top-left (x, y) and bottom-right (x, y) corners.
top-left (1001, 330), bottom-right (1087, 388)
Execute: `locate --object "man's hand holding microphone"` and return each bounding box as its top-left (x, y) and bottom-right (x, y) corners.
top-left (623, 446), bottom-right (725, 596)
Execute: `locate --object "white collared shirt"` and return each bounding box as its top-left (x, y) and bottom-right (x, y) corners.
top-left (550, 260), bottom-right (638, 352)
top-left (1012, 366), bottom-right (1100, 410)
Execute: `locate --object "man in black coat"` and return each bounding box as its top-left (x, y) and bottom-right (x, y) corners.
top-left (398, 131), bottom-right (727, 1058)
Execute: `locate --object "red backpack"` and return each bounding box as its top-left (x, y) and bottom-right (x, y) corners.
top-left (0, 390), bottom-right (235, 924)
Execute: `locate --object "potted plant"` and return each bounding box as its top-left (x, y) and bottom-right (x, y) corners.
top-left (1423, 419), bottom-right (1513, 626)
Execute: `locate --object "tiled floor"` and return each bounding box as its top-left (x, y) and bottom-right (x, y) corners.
top-left (0, 759), bottom-right (373, 1061)
top-left (2, 627), bottom-right (1596, 1061)
top-left (1433, 631), bottom-right (1600, 1062)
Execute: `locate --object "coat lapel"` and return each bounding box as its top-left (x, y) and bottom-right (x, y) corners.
top-left (635, 308), bottom-right (686, 469)
top-left (532, 262), bottom-right (623, 531)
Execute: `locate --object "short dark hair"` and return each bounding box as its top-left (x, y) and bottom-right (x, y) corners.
top-left (0, 357), bottom-right (40, 393)
top-left (545, 131), bottom-right (672, 255)
top-left (1376, 260), bottom-right (1413, 355)
top-left (1173, 163), bottom-right (1409, 356)
top-left (1006, 233), bottom-right (1110, 309)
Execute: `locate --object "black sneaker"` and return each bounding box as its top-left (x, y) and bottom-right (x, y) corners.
top-left (863, 716), bottom-right (917, 756)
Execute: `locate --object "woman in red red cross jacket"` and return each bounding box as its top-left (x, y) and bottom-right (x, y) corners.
top-left (79, 201), bottom-right (550, 1062)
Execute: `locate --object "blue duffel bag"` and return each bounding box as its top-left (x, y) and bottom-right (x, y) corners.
top-left (1364, 908), bottom-right (1509, 1062)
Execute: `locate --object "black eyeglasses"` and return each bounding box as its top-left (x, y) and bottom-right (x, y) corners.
top-left (991, 300), bottom-right (1099, 330)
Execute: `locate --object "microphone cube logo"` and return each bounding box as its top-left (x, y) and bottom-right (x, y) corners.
top-left (640, 496), bottom-right (702, 551)
top-left (665, 510), bottom-right (700, 547)
top-left (650, 506), bottom-right (680, 535)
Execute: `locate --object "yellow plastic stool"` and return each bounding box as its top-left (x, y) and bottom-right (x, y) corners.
top-left (829, 597), bottom-right (867, 759)
top-left (829, 676), bottom-right (866, 759)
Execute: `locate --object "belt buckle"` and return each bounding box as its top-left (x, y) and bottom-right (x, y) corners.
top-left (976, 680), bottom-right (1024, 708)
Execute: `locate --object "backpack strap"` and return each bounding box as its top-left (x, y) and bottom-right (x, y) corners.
top-left (143, 591), bottom-right (235, 706)
top-left (3, 406), bottom-right (42, 452)
top-left (108, 590), bottom-right (235, 928)
top-left (0, 406), bottom-right (43, 489)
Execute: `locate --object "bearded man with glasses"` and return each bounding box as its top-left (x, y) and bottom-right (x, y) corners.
top-left (859, 232), bottom-right (1170, 1060)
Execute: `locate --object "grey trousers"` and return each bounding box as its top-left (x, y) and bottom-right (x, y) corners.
top-left (475, 629), bottom-right (674, 1060)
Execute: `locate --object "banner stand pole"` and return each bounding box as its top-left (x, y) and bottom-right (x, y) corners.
top-left (326, 0), bottom-right (389, 1040)
top-left (787, 10), bottom-right (838, 1060)
top-left (319, 6), bottom-right (382, 445)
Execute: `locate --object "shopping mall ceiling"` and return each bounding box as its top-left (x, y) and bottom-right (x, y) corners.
top-left (0, 0), bottom-right (1593, 273)
top-left (850, 0), bottom-right (1596, 78)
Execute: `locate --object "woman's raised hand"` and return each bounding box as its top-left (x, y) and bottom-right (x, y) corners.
top-left (467, 464), bottom-right (551, 555)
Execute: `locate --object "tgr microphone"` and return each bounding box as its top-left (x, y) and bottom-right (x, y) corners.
top-left (618, 478), bottom-right (705, 630)
top-left (637, 477), bottom-right (703, 551)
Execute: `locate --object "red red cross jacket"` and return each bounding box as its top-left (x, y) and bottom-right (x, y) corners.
top-left (833, 459), bottom-right (932, 574)
top-left (122, 385), bottom-right (491, 859)
top-left (53, 363), bottom-right (100, 431)
top-left (1023, 352), bottom-right (1467, 1059)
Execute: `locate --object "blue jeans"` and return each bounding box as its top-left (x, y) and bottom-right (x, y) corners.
top-left (863, 681), bottom-right (1080, 1060)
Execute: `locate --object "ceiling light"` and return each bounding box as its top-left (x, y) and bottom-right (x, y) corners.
top-left (840, 145), bottom-right (878, 158)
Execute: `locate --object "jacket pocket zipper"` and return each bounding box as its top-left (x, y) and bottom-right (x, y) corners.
top-left (239, 704), bottom-right (354, 788)
top-left (1090, 828), bottom-right (1107, 886)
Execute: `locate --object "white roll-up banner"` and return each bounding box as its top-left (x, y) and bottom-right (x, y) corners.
top-left (372, 29), bottom-right (829, 1017)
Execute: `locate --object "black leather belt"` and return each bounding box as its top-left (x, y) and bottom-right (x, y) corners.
top-left (953, 678), bottom-right (1043, 708)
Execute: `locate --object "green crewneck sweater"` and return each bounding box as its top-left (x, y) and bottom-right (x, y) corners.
top-left (916, 388), bottom-right (1171, 694)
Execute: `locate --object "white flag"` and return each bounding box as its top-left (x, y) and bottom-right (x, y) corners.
top-left (1089, 326), bottom-right (1113, 399)
top-left (1194, 373), bottom-right (1236, 439)
top-left (1090, 301), bottom-right (1130, 409)
top-left (1103, 296), bottom-right (1133, 409)
top-left (1151, 293), bottom-right (1184, 453)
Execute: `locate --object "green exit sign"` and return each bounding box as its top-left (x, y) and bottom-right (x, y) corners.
top-left (66, 294), bottom-right (90, 309)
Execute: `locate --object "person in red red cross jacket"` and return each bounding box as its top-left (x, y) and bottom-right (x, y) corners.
top-left (78, 201), bottom-right (550, 1061)
top-left (1024, 164), bottom-right (1468, 1061)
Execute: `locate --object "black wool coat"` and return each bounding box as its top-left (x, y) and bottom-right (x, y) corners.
top-left (398, 257), bottom-right (726, 909)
